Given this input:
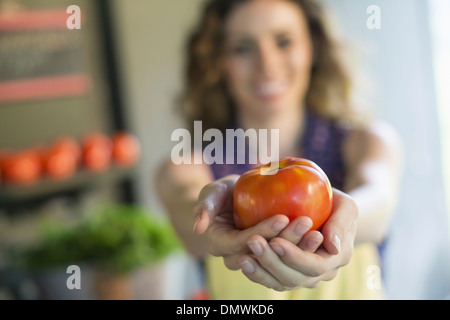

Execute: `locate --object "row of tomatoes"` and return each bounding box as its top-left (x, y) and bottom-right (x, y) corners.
top-left (0, 132), bottom-right (141, 186)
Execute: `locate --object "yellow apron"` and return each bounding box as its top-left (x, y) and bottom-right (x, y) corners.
top-left (205, 243), bottom-right (385, 300)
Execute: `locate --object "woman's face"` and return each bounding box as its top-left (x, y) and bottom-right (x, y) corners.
top-left (223, 0), bottom-right (313, 120)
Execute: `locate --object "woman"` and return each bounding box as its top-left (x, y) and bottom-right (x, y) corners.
top-left (157, 0), bottom-right (403, 299)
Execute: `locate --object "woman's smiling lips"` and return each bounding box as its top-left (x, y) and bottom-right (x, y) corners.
top-left (252, 80), bottom-right (287, 101)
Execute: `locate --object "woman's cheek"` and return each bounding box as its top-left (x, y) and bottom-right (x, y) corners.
top-left (288, 49), bottom-right (312, 95)
top-left (224, 58), bottom-right (252, 100)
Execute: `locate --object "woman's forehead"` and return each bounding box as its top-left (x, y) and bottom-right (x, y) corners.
top-left (224, 0), bottom-right (308, 38)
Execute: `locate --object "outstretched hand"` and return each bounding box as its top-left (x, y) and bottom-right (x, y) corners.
top-left (193, 175), bottom-right (358, 291)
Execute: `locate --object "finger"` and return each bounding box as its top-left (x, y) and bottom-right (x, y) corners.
top-left (223, 254), bottom-right (241, 271)
top-left (193, 176), bottom-right (239, 234)
top-left (240, 254), bottom-right (337, 291)
top-left (298, 231), bottom-right (323, 253)
top-left (193, 183), bottom-right (227, 234)
top-left (247, 235), bottom-right (310, 289)
top-left (321, 188), bottom-right (358, 255)
top-left (277, 216), bottom-right (313, 244)
top-left (193, 209), bottom-right (209, 235)
top-left (302, 269), bottom-right (339, 289)
top-left (269, 237), bottom-right (339, 277)
top-left (235, 214), bottom-right (290, 246)
top-left (208, 214), bottom-right (289, 256)
top-left (237, 255), bottom-right (287, 292)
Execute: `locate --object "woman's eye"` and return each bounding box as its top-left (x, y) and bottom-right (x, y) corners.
top-left (232, 43), bottom-right (253, 55)
top-left (277, 37), bottom-right (291, 49)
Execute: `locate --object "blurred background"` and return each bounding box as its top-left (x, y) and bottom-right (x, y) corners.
top-left (0, 0), bottom-right (449, 300)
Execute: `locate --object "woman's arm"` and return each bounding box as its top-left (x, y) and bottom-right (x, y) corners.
top-left (342, 121), bottom-right (404, 245)
top-left (155, 156), bottom-right (214, 257)
top-left (156, 155), bottom-right (290, 258)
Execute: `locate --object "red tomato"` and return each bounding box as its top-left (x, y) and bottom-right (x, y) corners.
top-left (0, 150), bottom-right (6, 185)
top-left (43, 137), bottom-right (81, 180)
top-left (233, 157), bottom-right (333, 231)
top-left (112, 132), bottom-right (140, 167)
top-left (82, 133), bottom-right (112, 173)
top-left (1, 149), bottom-right (43, 186)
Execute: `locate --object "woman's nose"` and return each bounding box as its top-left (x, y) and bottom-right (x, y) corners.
top-left (256, 43), bottom-right (281, 77)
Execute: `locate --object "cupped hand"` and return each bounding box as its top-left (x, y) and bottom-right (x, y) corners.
top-left (237, 189), bottom-right (358, 291)
top-left (193, 175), bottom-right (291, 256)
top-left (193, 175), bottom-right (358, 291)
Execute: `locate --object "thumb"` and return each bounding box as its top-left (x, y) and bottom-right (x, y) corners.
top-left (321, 188), bottom-right (358, 255)
top-left (193, 200), bottom-right (217, 235)
top-left (193, 175), bottom-right (239, 234)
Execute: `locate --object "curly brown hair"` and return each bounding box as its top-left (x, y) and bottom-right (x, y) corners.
top-left (181, 0), bottom-right (364, 133)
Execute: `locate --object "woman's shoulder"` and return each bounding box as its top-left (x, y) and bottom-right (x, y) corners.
top-left (342, 119), bottom-right (403, 167)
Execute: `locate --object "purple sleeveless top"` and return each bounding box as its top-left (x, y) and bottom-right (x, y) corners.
top-left (207, 110), bottom-right (348, 191)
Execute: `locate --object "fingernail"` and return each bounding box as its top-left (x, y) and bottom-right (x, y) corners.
top-left (192, 210), bottom-right (205, 233)
top-left (272, 219), bottom-right (288, 233)
top-left (270, 243), bottom-right (285, 256)
top-left (193, 217), bottom-right (200, 232)
top-left (239, 259), bottom-right (255, 274)
top-left (248, 240), bottom-right (263, 256)
top-left (294, 218), bottom-right (313, 237)
top-left (305, 237), bottom-right (321, 251)
top-left (332, 234), bottom-right (341, 254)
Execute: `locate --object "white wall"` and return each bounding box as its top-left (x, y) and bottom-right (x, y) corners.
top-left (322, 0), bottom-right (450, 299)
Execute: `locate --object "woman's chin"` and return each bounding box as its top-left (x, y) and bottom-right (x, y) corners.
top-left (254, 100), bottom-right (291, 118)
top-left (240, 95), bottom-right (297, 121)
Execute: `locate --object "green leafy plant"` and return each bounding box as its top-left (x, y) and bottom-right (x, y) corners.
top-left (14, 204), bottom-right (182, 274)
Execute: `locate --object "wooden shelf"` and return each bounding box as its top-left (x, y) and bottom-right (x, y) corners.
top-left (0, 165), bottom-right (136, 211)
